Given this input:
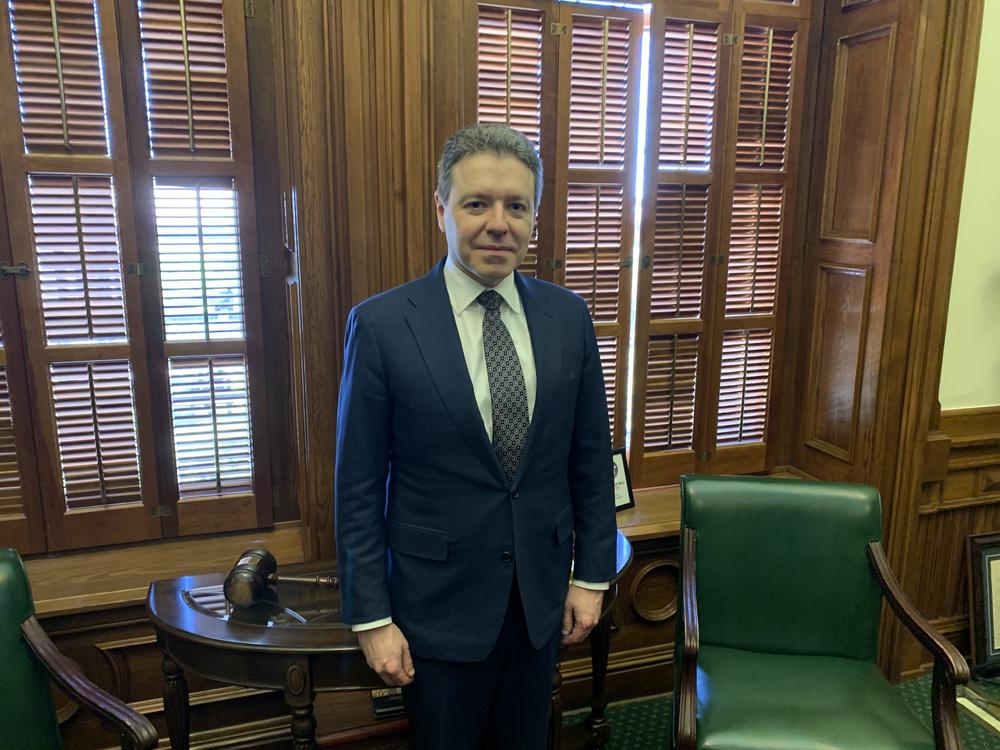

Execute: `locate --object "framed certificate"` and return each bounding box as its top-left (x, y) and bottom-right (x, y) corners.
top-left (968, 532), bottom-right (1000, 677)
top-left (612, 448), bottom-right (634, 511)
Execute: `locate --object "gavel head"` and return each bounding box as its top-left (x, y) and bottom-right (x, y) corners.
top-left (223, 548), bottom-right (278, 609)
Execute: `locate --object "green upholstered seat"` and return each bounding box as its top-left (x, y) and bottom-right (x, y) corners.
top-left (697, 645), bottom-right (934, 750)
top-left (674, 475), bottom-right (966, 750)
top-left (0, 548), bottom-right (63, 750)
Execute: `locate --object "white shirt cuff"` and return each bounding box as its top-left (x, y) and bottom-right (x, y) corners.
top-left (351, 617), bottom-right (393, 632)
top-left (572, 579), bottom-right (610, 591)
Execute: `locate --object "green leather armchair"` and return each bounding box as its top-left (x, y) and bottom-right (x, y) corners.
top-left (673, 475), bottom-right (969, 750)
top-left (0, 548), bottom-right (157, 750)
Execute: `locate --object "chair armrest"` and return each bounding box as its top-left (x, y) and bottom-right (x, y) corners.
top-left (867, 542), bottom-right (968, 682)
top-left (868, 541), bottom-right (967, 750)
top-left (674, 527), bottom-right (699, 750)
top-left (21, 616), bottom-right (158, 750)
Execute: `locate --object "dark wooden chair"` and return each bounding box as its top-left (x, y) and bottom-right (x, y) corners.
top-left (0, 547), bottom-right (157, 750)
top-left (673, 475), bottom-right (969, 750)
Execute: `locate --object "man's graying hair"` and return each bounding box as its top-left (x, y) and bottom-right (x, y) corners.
top-left (436, 123), bottom-right (543, 211)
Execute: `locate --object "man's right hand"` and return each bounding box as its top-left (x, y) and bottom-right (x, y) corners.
top-left (357, 623), bottom-right (415, 687)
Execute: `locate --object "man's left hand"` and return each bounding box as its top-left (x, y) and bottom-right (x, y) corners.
top-left (561, 585), bottom-right (604, 645)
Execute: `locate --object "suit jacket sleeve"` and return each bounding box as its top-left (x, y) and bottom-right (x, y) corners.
top-left (567, 297), bottom-right (617, 583)
top-left (335, 306), bottom-right (393, 625)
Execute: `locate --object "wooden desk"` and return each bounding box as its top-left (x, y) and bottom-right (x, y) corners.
top-left (147, 563), bottom-right (381, 750)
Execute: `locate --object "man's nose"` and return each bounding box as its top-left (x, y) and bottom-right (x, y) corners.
top-left (484, 203), bottom-right (508, 235)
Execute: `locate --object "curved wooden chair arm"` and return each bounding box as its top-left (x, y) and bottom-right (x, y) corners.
top-left (21, 616), bottom-right (158, 750)
top-left (868, 541), bottom-right (968, 750)
top-left (674, 527), bottom-right (699, 750)
top-left (867, 542), bottom-right (968, 682)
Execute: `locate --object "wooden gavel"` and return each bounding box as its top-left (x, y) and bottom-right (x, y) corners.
top-left (223, 548), bottom-right (338, 609)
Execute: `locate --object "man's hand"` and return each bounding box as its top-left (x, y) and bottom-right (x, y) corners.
top-left (357, 623), bottom-right (415, 686)
top-left (561, 585), bottom-right (604, 645)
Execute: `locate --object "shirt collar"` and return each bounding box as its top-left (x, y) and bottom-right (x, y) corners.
top-left (443, 255), bottom-right (522, 316)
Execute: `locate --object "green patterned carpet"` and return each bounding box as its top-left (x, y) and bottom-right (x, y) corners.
top-left (563, 676), bottom-right (1000, 749)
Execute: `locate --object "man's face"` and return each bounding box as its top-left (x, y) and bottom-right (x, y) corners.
top-left (436, 153), bottom-right (536, 288)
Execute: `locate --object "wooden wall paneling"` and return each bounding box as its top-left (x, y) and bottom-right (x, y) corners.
top-left (278, 0), bottom-right (344, 559)
top-left (875, 0), bottom-right (986, 678)
top-left (246, 0), bottom-right (294, 522)
top-left (790, 0), bottom-right (985, 679)
top-left (794, 0), bottom-right (914, 488)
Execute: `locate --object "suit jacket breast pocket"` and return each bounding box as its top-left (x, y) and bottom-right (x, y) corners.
top-left (387, 519), bottom-right (449, 561)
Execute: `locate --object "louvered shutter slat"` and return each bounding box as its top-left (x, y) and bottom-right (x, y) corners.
top-left (726, 184), bottom-right (783, 315)
top-left (660, 20), bottom-right (719, 168)
top-left (8, 0), bottom-right (109, 154)
top-left (565, 184), bottom-right (623, 324)
top-left (168, 355), bottom-right (252, 497)
top-left (153, 180), bottom-right (245, 342)
top-left (597, 335), bottom-right (617, 439)
top-left (28, 174), bottom-right (128, 345)
top-left (736, 27), bottom-right (795, 170)
top-left (652, 184), bottom-right (708, 319)
top-left (569, 15), bottom-right (631, 169)
top-left (138, 0), bottom-right (233, 158)
top-left (49, 360), bottom-right (142, 509)
top-left (643, 334), bottom-right (698, 451)
top-left (717, 329), bottom-right (772, 445)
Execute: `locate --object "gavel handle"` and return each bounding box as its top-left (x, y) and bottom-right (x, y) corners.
top-left (266, 574), bottom-right (339, 588)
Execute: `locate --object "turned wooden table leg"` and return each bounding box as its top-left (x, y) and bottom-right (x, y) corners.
top-left (161, 646), bottom-right (190, 750)
top-left (284, 659), bottom-right (316, 749)
top-left (585, 602), bottom-right (613, 748)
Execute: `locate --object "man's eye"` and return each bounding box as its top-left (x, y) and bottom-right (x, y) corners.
top-left (509, 203), bottom-right (526, 213)
top-left (465, 201), bottom-right (484, 210)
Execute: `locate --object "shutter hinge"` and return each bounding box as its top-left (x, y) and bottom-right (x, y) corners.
top-left (149, 505), bottom-right (173, 518)
top-left (641, 255), bottom-right (651, 269)
top-left (709, 254), bottom-right (727, 266)
top-left (244, 0), bottom-right (254, 18)
top-left (545, 259), bottom-right (564, 269)
top-left (723, 34), bottom-right (739, 46)
top-left (619, 257), bottom-right (633, 269)
top-left (259, 254), bottom-right (270, 278)
top-left (0, 262), bottom-right (30, 279)
top-left (126, 262), bottom-right (150, 277)
top-left (696, 451), bottom-right (712, 462)
top-left (550, 22), bottom-right (568, 36)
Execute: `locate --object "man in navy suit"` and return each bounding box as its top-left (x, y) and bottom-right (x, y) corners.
top-left (335, 124), bottom-right (617, 748)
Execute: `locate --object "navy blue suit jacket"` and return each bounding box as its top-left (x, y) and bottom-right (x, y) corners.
top-left (334, 259), bottom-right (617, 662)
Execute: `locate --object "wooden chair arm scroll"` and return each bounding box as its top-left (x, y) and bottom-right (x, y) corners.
top-left (674, 527), bottom-right (699, 750)
top-left (868, 541), bottom-right (968, 750)
top-left (21, 616), bottom-right (158, 750)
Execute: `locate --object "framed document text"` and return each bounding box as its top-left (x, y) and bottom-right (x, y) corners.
top-left (612, 448), bottom-right (634, 512)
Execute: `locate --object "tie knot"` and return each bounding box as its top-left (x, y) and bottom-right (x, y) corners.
top-left (476, 290), bottom-right (504, 313)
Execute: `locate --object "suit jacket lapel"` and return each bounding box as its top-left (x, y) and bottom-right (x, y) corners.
top-left (514, 274), bottom-right (560, 487)
top-left (405, 261), bottom-right (507, 486)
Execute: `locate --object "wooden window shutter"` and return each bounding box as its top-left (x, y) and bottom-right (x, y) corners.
top-left (7, 0), bottom-right (109, 154)
top-left (137, 0), bottom-right (233, 157)
top-left (0, 348), bottom-right (20, 516)
top-left (122, 0), bottom-right (270, 535)
top-left (705, 14), bottom-right (806, 475)
top-left (553, 6), bottom-right (642, 447)
top-left (628, 10), bottom-right (727, 487)
top-left (475, 2), bottom-right (555, 279)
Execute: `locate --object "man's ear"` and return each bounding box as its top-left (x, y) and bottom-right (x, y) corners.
top-left (434, 192), bottom-right (446, 232)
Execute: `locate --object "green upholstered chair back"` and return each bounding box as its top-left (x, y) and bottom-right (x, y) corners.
top-left (681, 475), bottom-right (883, 661)
top-left (0, 548), bottom-right (63, 750)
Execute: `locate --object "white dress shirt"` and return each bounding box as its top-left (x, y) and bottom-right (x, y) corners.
top-left (352, 258), bottom-right (607, 633)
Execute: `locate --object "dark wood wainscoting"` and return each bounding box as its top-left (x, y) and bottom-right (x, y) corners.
top-left (899, 406), bottom-right (1000, 678)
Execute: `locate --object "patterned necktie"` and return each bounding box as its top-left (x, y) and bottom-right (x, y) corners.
top-left (477, 290), bottom-right (529, 484)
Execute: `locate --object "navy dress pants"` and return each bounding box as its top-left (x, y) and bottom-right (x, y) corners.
top-left (402, 579), bottom-right (561, 749)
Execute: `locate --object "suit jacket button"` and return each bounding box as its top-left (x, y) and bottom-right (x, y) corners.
top-left (501, 550), bottom-right (513, 563)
